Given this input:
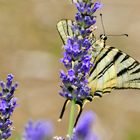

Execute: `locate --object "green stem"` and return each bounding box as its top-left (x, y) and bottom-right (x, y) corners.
top-left (68, 99), bottom-right (76, 137)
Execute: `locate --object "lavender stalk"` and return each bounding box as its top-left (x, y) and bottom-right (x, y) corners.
top-left (0, 74), bottom-right (18, 139)
top-left (59, 0), bottom-right (102, 137)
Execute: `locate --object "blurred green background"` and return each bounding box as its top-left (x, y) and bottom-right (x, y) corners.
top-left (0, 0), bottom-right (139, 140)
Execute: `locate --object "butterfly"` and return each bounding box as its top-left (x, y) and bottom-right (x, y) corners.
top-left (57, 19), bottom-right (140, 126)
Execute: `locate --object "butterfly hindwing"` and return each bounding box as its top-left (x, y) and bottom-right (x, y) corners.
top-left (88, 44), bottom-right (117, 95)
top-left (88, 43), bottom-right (140, 96)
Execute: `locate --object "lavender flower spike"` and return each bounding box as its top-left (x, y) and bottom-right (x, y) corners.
top-left (23, 120), bottom-right (53, 140)
top-left (60, 0), bottom-right (102, 102)
top-left (0, 74), bottom-right (18, 139)
top-left (58, 0), bottom-right (102, 126)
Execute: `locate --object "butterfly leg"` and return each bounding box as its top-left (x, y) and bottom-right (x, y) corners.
top-left (58, 99), bottom-right (70, 121)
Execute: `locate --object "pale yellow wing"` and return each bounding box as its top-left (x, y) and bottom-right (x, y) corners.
top-left (57, 19), bottom-right (74, 44)
top-left (88, 41), bottom-right (140, 97)
top-left (57, 19), bottom-right (140, 98)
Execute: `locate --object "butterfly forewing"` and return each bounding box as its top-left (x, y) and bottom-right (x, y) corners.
top-left (57, 20), bottom-right (74, 45)
top-left (88, 46), bottom-right (117, 95)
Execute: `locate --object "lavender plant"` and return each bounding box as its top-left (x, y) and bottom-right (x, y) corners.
top-left (0, 74), bottom-right (18, 139)
top-left (60, 0), bottom-right (102, 102)
top-left (1, 0), bottom-right (138, 139)
top-left (0, 0), bottom-right (102, 139)
top-left (23, 111), bottom-right (98, 140)
top-left (23, 120), bottom-right (53, 140)
top-left (59, 0), bottom-right (102, 137)
top-left (73, 111), bottom-right (98, 140)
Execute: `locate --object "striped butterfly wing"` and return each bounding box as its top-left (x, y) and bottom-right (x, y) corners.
top-left (69, 0), bottom-right (78, 3)
top-left (57, 19), bottom-right (74, 45)
top-left (57, 19), bottom-right (140, 97)
top-left (88, 41), bottom-right (140, 97)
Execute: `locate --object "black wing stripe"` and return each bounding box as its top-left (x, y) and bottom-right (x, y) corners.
top-left (127, 61), bottom-right (139, 70)
top-left (106, 77), bottom-right (116, 83)
top-left (68, 20), bottom-right (74, 37)
top-left (94, 91), bottom-right (103, 97)
top-left (57, 23), bottom-right (65, 44)
top-left (120, 55), bottom-right (129, 63)
top-left (89, 47), bottom-right (114, 76)
top-left (103, 90), bottom-right (111, 93)
top-left (103, 87), bottom-right (115, 90)
top-left (117, 67), bottom-right (128, 77)
top-left (66, 20), bottom-right (70, 36)
top-left (93, 46), bottom-right (105, 64)
top-left (63, 20), bottom-right (69, 38)
top-left (130, 67), bottom-right (140, 75)
top-left (129, 78), bottom-right (140, 82)
top-left (115, 87), bottom-right (140, 90)
top-left (117, 61), bottom-right (139, 77)
top-left (57, 20), bottom-right (74, 45)
top-left (97, 52), bottom-right (122, 79)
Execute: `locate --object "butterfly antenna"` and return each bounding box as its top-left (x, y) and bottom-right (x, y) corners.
top-left (100, 13), bottom-right (106, 35)
top-left (100, 14), bottom-right (128, 38)
top-left (107, 34), bottom-right (128, 37)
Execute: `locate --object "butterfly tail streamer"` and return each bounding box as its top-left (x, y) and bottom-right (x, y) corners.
top-left (58, 99), bottom-right (70, 121)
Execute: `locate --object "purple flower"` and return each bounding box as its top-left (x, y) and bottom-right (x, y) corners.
top-left (24, 113), bottom-right (99, 140)
top-left (84, 16), bottom-right (96, 26)
top-left (59, 1), bottom-right (102, 101)
top-left (68, 69), bottom-right (75, 82)
top-left (73, 111), bottom-right (99, 140)
top-left (0, 74), bottom-right (18, 139)
top-left (76, 2), bottom-right (86, 13)
top-left (82, 39), bottom-right (92, 49)
top-left (80, 55), bottom-right (93, 72)
top-left (64, 38), bottom-right (81, 59)
top-left (23, 120), bottom-right (53, 140)
top-left (60, 52), bottom-right (72, 68)
top-left (92, 2), bottom-right (103, 13)
top-left (75, 12), bottom-right (83, 22)
top-left (60, 70), bottom-right (68, 83)
top-left (75, 1), bottom-right (102, 15)
top-left (75, 1), bottom-right (102, 26)
top-left (54, 111), bottom-right (99, 140)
